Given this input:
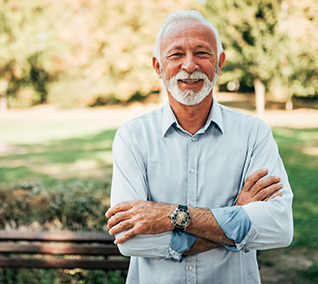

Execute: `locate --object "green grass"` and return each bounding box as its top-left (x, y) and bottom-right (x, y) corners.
top-left (0, 129), bottom-right (116, 189)
top-left (272, 128), bottom-right (318, 250)
top-left (257, 127), bottom-right (318, 284)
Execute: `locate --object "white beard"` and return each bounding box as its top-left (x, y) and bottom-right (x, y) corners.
top-left (160, 65), bottom-right (219, 106)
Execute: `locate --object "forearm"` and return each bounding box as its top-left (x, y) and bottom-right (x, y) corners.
top-left (182, 237), bottom-right (221, 257)
top-left (186, 207), bottom-right (235, 246)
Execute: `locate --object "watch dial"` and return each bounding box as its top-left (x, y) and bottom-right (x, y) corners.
top-left (176, 211), bottom-right (188, 225)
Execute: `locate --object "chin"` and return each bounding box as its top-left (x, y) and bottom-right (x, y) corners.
top-left (174, 92), bottom-right (210, 106)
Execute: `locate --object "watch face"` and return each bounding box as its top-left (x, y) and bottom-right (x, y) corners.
top-left (170, 207), bottom-right (191, 230)
top-left (176, 211), bottom-right (188, 226)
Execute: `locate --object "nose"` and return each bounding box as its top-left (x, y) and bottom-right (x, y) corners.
top-left (181, 54), bottom-right (197, 74)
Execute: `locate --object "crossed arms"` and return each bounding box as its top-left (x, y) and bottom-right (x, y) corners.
top-left (106, 169), bottom-right (284, 256)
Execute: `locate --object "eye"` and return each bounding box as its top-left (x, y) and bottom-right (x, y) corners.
top-left (197, 51), bottom-right (210, 57)
top-left (168, 52), bottom-right (183, 59)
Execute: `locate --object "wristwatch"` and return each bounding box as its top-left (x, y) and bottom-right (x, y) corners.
top-left (170, 205), bottom-right (191, 232)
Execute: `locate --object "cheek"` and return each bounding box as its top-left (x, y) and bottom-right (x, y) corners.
top-left (163, 61), bottom-right (182, 80)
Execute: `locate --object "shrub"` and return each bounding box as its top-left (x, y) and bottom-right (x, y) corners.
top-left (0, 181), bottom-right (110, 231)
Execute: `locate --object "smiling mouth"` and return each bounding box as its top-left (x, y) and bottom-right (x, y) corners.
top-left (178, 79), bottom-right (202, 85)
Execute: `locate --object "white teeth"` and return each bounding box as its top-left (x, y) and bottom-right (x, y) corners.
top-left (180, 79), bottom-right (199, 84)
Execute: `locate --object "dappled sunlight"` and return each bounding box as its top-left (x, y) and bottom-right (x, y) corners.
top-left (33, 162), bottom-right (110, 180)
top-left (302, 147), bottom-right (318, 156)
top-left (0, 128), bottom-right (116, 185)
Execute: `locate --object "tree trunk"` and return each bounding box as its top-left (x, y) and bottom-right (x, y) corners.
top-left (254, 78), bottom-right (265, 118)
top-left (285, 93), bottom-right (293, 111)
top-left (0, 95), bottom-right (7, 114)
top-left (0, 79), bottom-right (9, 114)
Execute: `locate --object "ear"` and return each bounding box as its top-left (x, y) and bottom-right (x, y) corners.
top-left (152, 57), bottom-right (162, 79)
top-left (217, 52), bottom-right (226, 75)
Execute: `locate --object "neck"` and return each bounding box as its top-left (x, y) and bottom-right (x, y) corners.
top-left (168, 93), bottom-right (213, 135)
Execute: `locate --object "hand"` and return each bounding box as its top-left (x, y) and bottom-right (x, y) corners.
top-left (235, 168), bottom-right (283, 206)
top-left (106, 200), bottom-right (175, 244)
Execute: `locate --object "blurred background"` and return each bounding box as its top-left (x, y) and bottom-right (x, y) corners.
top-left (0, 0), bottom-right (317, 283)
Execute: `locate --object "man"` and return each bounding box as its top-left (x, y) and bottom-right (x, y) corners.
top-left (106, 10), bottom-right (293, 284)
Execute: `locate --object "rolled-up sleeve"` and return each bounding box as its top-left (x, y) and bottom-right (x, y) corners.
top-left (111, 127), bottom-right (181, 260)
top-left (240, 123), bottom-right (293, 250)
top-left (211, 206), bottom-right (256, 251)
top-left (208, 122), bottom-right (293, 251)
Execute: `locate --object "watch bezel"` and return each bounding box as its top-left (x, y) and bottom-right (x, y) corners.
top-left (170, 205), bottom-right (191, 231)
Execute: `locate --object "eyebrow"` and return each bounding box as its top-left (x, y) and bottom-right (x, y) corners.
top-left (165, 43), bottom-right (215, 56)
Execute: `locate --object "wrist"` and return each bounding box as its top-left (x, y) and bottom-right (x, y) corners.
top-left (170, 204), bottom-right (191, 232)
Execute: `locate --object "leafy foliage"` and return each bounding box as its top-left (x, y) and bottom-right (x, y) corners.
top-left (205, 0), bottom-right (318, 99)
top-left (0, 0), bottom-right (317, 107)
top-left (0, 0), bottom-right (61, 107)
top-left (0, 181), bottom-right (110, 231)
top-left (0, 0), bottom-right (202, 108)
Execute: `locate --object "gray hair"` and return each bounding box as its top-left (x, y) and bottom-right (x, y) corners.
top-left (153, 10), bottom-right (223, 63)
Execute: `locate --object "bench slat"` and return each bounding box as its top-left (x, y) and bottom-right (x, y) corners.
top-left (0, 243), bottom-right (121, 256)
top-left (0, 257), bottom-right (130, 270)
top-left (0, 231), bottom-right (114, 243)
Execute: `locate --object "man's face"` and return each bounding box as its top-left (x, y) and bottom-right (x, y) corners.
top-left (158, 20), bottom-right (219, 106)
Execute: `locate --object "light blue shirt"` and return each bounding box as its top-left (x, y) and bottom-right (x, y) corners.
top-left (110, 100), bottom-right (293, 284)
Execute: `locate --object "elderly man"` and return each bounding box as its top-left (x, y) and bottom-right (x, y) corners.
top-left (106, 10), bottom-right (293, 284)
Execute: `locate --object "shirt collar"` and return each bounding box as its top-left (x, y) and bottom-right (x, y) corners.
top-left (161, 98), bottom-right (224, 137)
top-left (206, 98), bottom-right (224, 134)
top-left (162, 102), bottom-right (177, 136)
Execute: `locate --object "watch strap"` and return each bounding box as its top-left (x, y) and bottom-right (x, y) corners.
top-left (178, 204), bottom-right (188, 210)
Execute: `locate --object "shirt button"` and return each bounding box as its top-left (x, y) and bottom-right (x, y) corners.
top-left (191, 137), bottom-right (196, 142)
top-left (190, 168), bottom-right (195, 173)
top-left (188, 265), bottom-right (194, 271)
top-left (189, 201), bottom-right (194, 206)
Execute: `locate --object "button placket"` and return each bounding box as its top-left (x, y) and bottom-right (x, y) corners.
top-left (185, 258), bottom-right (197, 283)
top-left (187, 136), bottom-right (197, 208)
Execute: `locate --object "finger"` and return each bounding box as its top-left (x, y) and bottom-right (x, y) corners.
top-left (107, 211), bottom-right (130, 229)
top-left (263, 190), bottom-right (283, 202)
top-left (109, 219), bottom-right (133, 236)
top-left (251, 175), bottom-right (281, 196)
top-left (105, 201), bottom-right (134, 218)
top-left (241, 168), bottom-right (268, 193)
top-left (254, 182), bottom-right (283, 201)
top-left (114, 229), bottom-right (136, 244)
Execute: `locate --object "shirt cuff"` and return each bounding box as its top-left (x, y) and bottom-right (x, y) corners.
top-left (167, 231), bottom-right (197, 261)
top-left (211, 206), bottom-right (253, 251)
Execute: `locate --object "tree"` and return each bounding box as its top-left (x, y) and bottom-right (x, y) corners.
top-left (271, 0), bottom-right (318, 110)
top-left (0, 0), bottom-right (61, 112)
top-left (205, 0), bottom-right (284, 116)
top-left (205, 0), bottom-right (318, 113)
top-left (46, 0), bottom-right (204, 107)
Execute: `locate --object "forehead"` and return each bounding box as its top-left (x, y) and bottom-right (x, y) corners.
top-left (161, 20), bottom-right (217, 54)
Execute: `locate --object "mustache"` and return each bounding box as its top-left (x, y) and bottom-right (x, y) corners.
top-left (174, 70), bottom-right (209, 81)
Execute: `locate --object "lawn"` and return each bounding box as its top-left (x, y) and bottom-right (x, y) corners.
top-left (259, 127), bottom-right (318, 284)
top-left (0, 111), bottom-right (317, 283)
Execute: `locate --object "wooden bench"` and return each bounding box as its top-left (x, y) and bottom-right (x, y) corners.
top-left (0, 230), bottom-right (129, 283)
